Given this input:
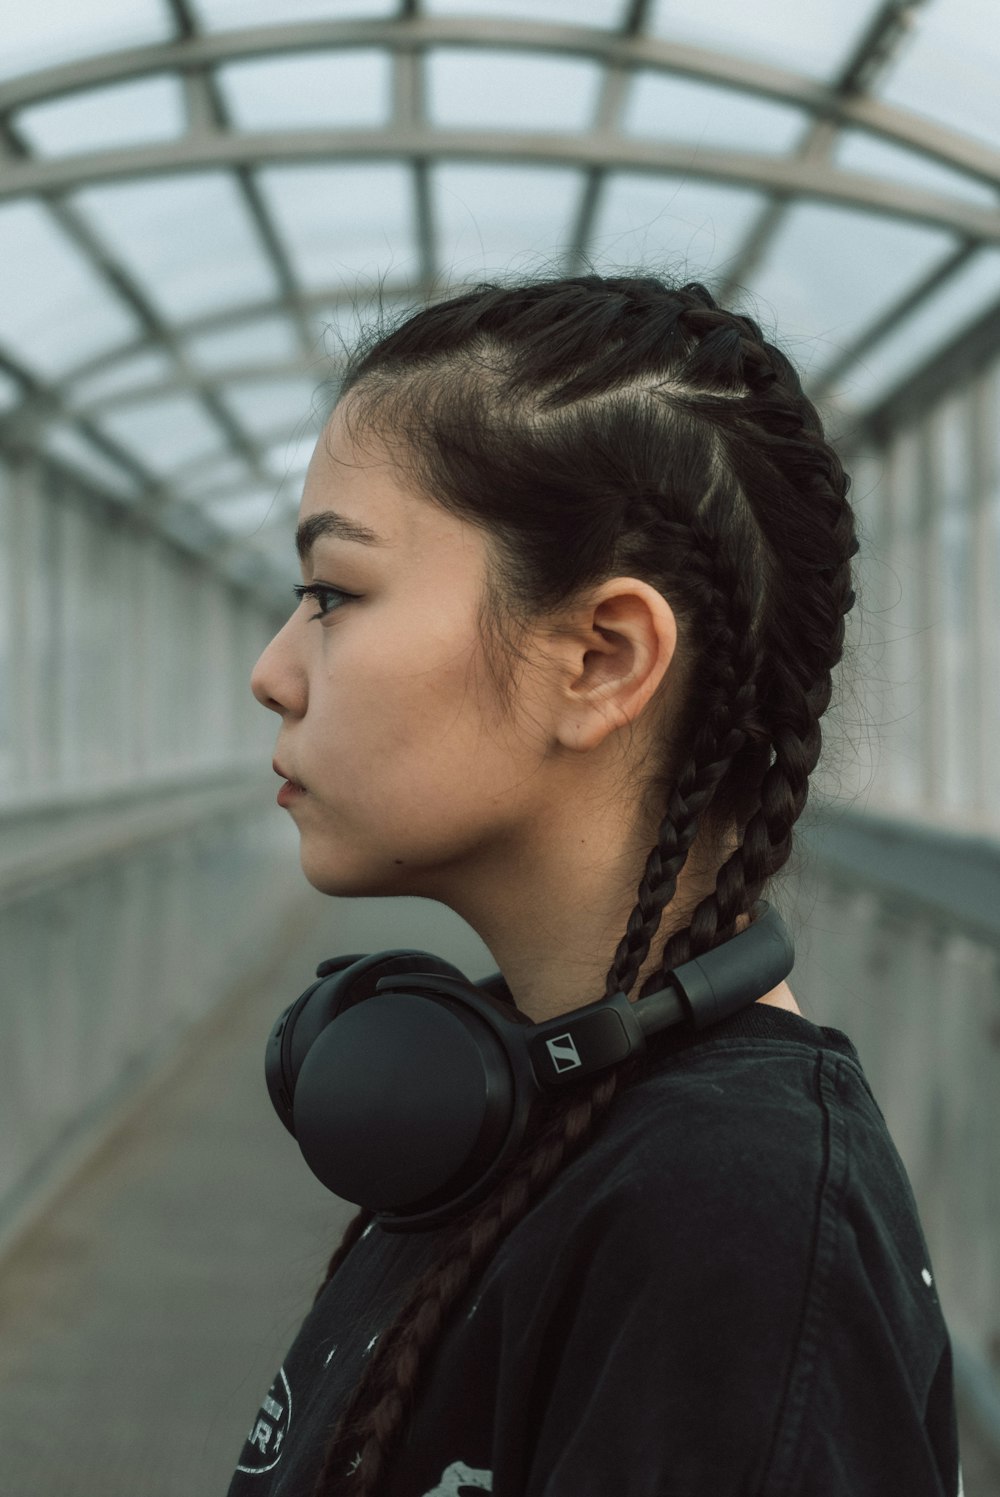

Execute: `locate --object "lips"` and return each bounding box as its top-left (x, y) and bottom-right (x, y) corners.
top-left (273, 759), bottom-right (305, 789)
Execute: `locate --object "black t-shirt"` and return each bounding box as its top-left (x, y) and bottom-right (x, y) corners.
top-left (227, 1003), bottom-right (962, 1497)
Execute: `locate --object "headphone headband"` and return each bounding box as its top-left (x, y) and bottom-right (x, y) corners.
top-left (265, 900), bottom-right (793, 1232)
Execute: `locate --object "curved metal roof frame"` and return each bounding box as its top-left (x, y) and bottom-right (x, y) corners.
top-left (0, 0), bottom-right (996, 609)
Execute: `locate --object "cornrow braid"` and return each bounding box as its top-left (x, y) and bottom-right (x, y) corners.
top-left (631, 300), bottom-right (859, 991)
top-left (301, 272), bottom-right (859, 1495)
top-left (603, 502), bottom-right (766, 998)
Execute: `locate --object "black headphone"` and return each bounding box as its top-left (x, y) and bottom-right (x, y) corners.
top-left (265, 899), bottom-right (793, 1234)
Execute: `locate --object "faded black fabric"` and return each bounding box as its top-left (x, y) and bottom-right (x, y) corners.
top-left (226, 1004), bottom-right (961, 1497)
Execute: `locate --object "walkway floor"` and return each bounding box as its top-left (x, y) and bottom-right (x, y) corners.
top-left (0, 908), bottom-right (358, 1497)
top-left (0, 902), bottom-right (997, 1496)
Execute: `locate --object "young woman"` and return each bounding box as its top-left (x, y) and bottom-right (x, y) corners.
top-left (239, 274), bottom-right (961, 1496)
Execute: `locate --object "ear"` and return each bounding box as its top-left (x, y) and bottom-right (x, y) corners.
top-left (550, 578), bottom-right (678, 753)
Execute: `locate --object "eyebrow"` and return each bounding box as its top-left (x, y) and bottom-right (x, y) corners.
top-left (296, 510), bottom-right (387, 563)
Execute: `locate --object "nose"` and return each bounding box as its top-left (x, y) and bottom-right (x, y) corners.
top-left (250, 617), bottom-right (302, 715)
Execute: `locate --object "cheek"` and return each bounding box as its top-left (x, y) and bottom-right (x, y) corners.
top-left (323, 625), bottom-right (517, 816)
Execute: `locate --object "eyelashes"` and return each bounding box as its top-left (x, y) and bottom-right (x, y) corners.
top-left (291, 583), bottom-right (359, 620)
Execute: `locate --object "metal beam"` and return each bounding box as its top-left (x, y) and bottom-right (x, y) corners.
top-left (566, 0), bottom-right (654, 275)
top-left (718, 0), bottom-right (931, 301)
top-left (0, 125), bottom-right (994, 241)
top-left (1, 17), bottom-right (998, 192)
top-left (53, 275), bottom-right (437, 396)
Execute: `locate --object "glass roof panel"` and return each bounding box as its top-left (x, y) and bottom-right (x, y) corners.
top-left (254, 163), bottom-right (416, 287)
top-left (267, 431), bottom-right (318, 483)
top-left (43, 423), bottom-right (141, 497)
top-left (95, 394), bottom-right (227, 477)
top-left (171, 454), bottom-right (255, 498)
top-left (158, 501), bottom-right (223, 551)
top-left (217, 377), bottom-right (322, 437)
top-left (187, 0), bottom-right (396, 27)
top-left (65, 348), bottom-right (177, 409)
top-left (589, 174), bottom-right (764, 286)
top-left (877, 0), bottom-right (1000, 152)
top-left (0, 201), bottom-right (139, 379)
top-left (311, 295), bottom-right (413, 360)
top-left (14, 76), bottom-right (186, 159)
top-left (748, 203), bottom-right (955, 376)
top-left (202, 486), bottom-right (289, 537)
top-left (71, 173), bottom-right (282, 323)
top-left (424, 0), bottom-right (630, 25)
top-left (622, 72), bottom-right (808, 154)
top-left (0, 0), bottom-right (172, 84)
top-left (648, 0), bottom-right (882, 80)
top-left (215, 50), bottom-right (391, 131)
top-left (0, 369), bottom-right (25, 412)
top-left (831, 128), bottom-right (997, 207)
top-left (184, 316), bottom-right (301, 373)
top-left (426, 49), bottom-right (604, 133)
top-left (433, 163), bottom-right (583, 276)
top-left (832, 248), bottom-right (1000, 410)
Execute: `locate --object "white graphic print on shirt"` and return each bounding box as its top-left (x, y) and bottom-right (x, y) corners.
top-left (235, 1366), bottom-right (292, 1476)
top-left (422, 1460), bottom-right (493, 1494)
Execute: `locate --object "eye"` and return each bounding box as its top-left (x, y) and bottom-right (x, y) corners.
top-left (291, 583), bottom-right (359, 620)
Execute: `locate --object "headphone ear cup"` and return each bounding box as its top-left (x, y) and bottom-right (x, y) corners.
top-left (292, 987), bottom-right (517, 1214)
top-left (265, 950), bottom-right (479, 1136)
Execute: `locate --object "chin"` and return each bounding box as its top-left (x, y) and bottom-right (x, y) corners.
top-left (298, 847), bottom-right (421, 901)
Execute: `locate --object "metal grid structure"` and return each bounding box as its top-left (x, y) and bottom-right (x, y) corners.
top-left (2, 0), bottom-right (1000, 612)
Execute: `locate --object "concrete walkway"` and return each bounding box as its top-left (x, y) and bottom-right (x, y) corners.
top-left (0, 907), bottom-right (359, 1497)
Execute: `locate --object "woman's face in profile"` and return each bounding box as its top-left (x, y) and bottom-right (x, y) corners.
top-left (249, 398), bottom-right (560, 904)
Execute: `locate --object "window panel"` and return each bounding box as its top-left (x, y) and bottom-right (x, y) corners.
top-left (14, 76), bottom-right (186, 158)
top-left (882, 426), bottom-right (926, 810)
top-left (95, 394), bottom-right (227, 477)
top-left (0, 369), bottom-right (23, 412)
top-left (42, 423), bottom-right (141, 498)
top-left (878, 0), bottom-right (1000, 152)
top-left (216, 50), bottom-right (391, 131)
top-left (72, 173), bottom-right (281, 323)
top-left (311, 295), bottom-right (410, 362)
top-left (255, 163), bottom-right (416, 288)
top-left (424, 0), bottom-right (629, 25)
top-left (0, 461), bottom-right (12, 786)
top-left (929, 394), bottom-right (977, 814)
top-left (266, 431), bottom-right (317, 483)
top-left (187, 0), bottom-right (394, 27)
top-left (433, 163), bottom-right (583, 275)
top-left (0, 201), bottom-right (139, 379)
top-left (749, 204), bottom-right (954, 378)
top-left (648, 0), bottom-right (882, 81)
top-left (184, 316), bottom-right (300, 373)
top-left (589, 174), bottom-right (763, 287)
top-left (217, 377), bottom-right (321, 436)
top-left (426, 49), bottom-right (603, 133)
top-left (832, 129), bottom-right (996, 208)
top-left (172, 454), bottom-right (255, 499)
top-left (202, 486), bottom-right (287, 536)
top-left (66, 349), bottom-right (177, 411)
top-left (832, 249), bottom-right (1000, 412)
top-left (0, 0), bottom-right (172, 83)
top-left (623, 73), bottom-right (808, 154)
top-left (981, 361), bottom-right (1000, 814)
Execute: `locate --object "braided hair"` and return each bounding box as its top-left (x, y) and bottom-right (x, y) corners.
top-left (306, 273), bottom-right (860, 1494)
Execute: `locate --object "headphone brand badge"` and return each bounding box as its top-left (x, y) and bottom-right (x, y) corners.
top-left (545, 1032), bottom-right (582, 1073)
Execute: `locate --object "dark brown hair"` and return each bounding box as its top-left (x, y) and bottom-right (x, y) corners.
top-left (308, 272), bottom-right (860, 1493)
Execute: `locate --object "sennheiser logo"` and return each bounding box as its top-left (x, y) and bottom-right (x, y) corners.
top-left (546, 1032), bottom-right (582, 1073)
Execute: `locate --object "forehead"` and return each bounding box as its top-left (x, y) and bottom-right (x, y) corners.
top-left (297, 400), bottom-right (477, 564)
